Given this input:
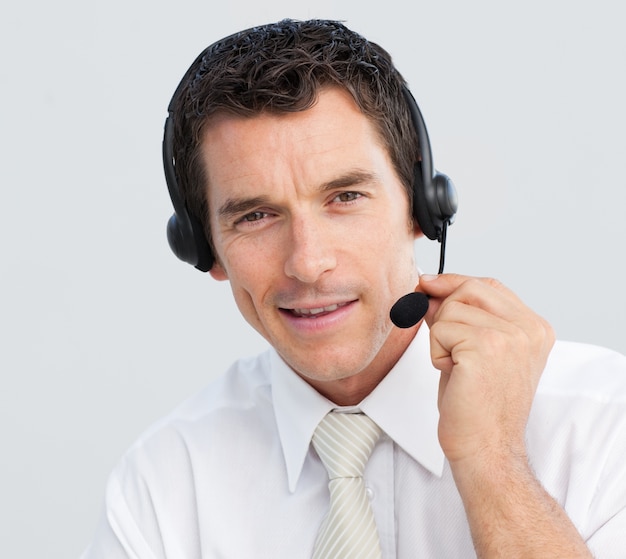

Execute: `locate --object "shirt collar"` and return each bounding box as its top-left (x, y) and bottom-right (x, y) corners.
top-left (270, 349), bottom-right (334, 493)
top-left (270, 323), bottom-right (444, 493)
top-left (360, 323), bottom-right (445, 478)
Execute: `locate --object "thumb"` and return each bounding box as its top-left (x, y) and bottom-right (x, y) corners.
top-left (418, 273), bottom-right (469, 298)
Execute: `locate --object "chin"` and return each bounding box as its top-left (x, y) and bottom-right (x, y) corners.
top-left (281, 342), bottom-right (381, 382)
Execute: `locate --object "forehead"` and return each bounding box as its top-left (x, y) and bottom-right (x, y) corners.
top-left (199, 87), bottom-right (391, 193)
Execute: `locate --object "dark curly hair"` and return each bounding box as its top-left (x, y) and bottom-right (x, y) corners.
top-left (170, 19), bottom-right (419, 242)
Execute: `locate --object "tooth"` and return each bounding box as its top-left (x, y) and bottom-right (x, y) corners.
top-left (292, 303), bottom-right (341, 316)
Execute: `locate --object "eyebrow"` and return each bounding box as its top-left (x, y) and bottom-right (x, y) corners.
top-left (320, 169), bottom-right (380, 191)
top-left (217, 196), bottom-right (271, 221)
top-left (216, 169), bottom-right (380, 221)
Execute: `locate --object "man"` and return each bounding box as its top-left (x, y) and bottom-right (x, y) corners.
top-left (83, 19), bottom-right (626, 558)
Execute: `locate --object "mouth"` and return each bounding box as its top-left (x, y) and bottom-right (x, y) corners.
top-left (283, 301), bottom-right (352, 318)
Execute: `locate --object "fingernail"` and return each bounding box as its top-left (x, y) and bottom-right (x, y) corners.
top-left (419, 274), bottom-right (438, 282)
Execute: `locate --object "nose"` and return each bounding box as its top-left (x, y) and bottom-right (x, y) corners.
top-left (284, 217), bottom-right (337, 283)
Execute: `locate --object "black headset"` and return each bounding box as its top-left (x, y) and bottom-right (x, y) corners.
top-left (163, 46), bottom-right (458, 273)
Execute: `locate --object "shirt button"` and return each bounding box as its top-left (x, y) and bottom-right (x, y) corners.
top-left (365, 486), bottom-right (375, 501)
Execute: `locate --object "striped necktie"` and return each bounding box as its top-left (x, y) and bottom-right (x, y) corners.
top-left (311, 411), bottom-right (383, 559)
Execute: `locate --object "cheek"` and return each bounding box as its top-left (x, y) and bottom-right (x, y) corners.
top-left (372, 220), bottom-right (419, 292)
top-left (216, 231), bottom-right (277, 286)
top-left (218, 243), bottom-right (279, 333)
top-left (227, 277), bottom-right (270, 339)
top-left (370, 214), bottom-right (416, 259)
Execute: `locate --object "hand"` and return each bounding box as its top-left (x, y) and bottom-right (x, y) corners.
top-left (418, 274), bottom-right (555, 466)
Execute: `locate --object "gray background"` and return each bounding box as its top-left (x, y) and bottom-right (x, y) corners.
top-left (1, 0), bottom-right (625, 556)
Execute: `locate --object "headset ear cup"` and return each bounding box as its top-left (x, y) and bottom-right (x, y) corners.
top-left (166, 213), bottom-right (191, 264)
top-left (412, 163), bottom-right (438, 240)
top-left (433, 173), bottom-right (458, 225)
top-left (163, 113), bottom-right (215, 272)
top-left (166, 212), bottom-right (214, 272)
top-left (188, 212), bottom-right (215, 272)
top-left (404, 85), bottom-right (457, 242)
top-left (412, 169), bottom-right (459, 241)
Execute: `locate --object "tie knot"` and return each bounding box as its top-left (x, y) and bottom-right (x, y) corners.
top-left (312, 412), bottom-right (382, 480)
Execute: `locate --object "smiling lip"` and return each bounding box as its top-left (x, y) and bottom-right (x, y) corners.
top-left (283, 301), bottom-right (352, 318)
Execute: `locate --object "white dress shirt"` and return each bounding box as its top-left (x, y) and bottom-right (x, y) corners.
top-left (82, 326), bottom-right (626, 558)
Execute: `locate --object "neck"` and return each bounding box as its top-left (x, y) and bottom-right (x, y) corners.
top-left (307, 321), bottom-right (421, 406)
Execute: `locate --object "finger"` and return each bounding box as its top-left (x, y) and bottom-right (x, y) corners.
top-left (420, 274), bottom-right (519, 305)
top-left (429, 318), bottom-right (523, 374)
top-left (423, 275), bottom-right (527, 326)
top-left (434, 298), bottom-right (518, 333)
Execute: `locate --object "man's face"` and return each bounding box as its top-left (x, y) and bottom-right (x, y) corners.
top-left (203, 87), bottom-right (420, 403)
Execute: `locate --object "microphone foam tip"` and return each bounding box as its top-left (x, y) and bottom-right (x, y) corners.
top-left (389, 292), bottom-right (429, 329)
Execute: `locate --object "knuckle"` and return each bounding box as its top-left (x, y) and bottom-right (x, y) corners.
top-left (437, 298), bottom-right (464, 319)
top-left (539, 317), bottom-right (556, 348)
top-left (483, 276), bottom-right (503, 290)
top-left (481, 328), bottom-right (510, 352)
top-left (461, 276), bottom-right (502, 294)
top-left (429, 320), bottom-right (444, 340)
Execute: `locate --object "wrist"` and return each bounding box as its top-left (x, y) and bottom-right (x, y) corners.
top-left (448, 446), bottom-right (593, 559)
top-left (448, 442), bottom-right (531, 497)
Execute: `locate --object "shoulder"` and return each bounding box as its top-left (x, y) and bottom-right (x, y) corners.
top-left (529, 340), bottom-right (626, 468)
top-left (528, 341), bottom-right (626, 535)
top-left (96, 349), bottom-right (283, 548)
top-left (117, 348), bottom-right (277, 477)
top-left (538, 340), bottom-right (626, 403)
top-left (168, 348), bottom-right (275, 421)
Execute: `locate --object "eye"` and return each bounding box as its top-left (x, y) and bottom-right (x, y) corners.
top-left (233, 210), bottom-right (271, 228)
top-left (240, 211), bottom-right (267, 222)
top-left (333, 191), bottom-right (362, 203)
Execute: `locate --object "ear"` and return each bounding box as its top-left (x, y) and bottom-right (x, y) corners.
top-left (209, 262), bottom-right (229, 281)
top-left (413, 219), bottom-right (424, 239)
